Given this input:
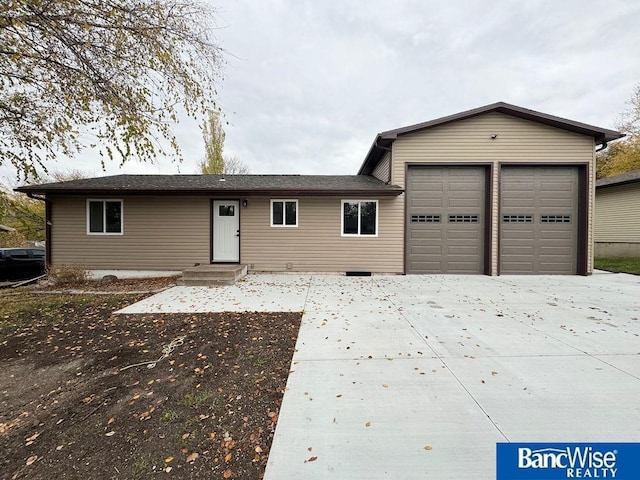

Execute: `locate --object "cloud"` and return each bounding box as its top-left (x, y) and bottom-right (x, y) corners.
top-left (4, 0), bottom-right (640, 182)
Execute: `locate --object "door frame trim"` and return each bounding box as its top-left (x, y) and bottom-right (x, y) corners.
top-left (210, 199), bottom-right (241, 264)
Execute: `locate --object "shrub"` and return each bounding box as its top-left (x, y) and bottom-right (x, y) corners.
top-left (47, 264), bottom-right (89, 286)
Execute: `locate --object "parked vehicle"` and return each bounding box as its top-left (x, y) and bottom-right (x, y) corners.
top-left (0, 248), bottom-right (46, 281)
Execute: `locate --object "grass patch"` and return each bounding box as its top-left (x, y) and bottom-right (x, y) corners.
top-left (594, 257), bottom-right (640, 275)
top-left (0, 293), bottom-right (137, 336)
top-left (183, 390), bottom-right (212, 409)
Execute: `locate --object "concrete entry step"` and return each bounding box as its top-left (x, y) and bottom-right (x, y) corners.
top-left (179, 264), bottom-right (247, 286)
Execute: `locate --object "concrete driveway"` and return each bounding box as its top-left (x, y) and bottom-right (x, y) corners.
top-left (119, 272), bottom-right (640, 479)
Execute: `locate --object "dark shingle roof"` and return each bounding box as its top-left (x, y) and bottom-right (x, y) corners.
top-left (16, 174), bottom-right (403, 196)
top-left (359, 102), bottom-right (625, 175)
top-left (596, 169), bottom-right (640, 189)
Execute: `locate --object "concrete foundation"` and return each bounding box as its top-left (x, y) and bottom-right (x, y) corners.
top-left (595, 242), bottom-right (640, 257)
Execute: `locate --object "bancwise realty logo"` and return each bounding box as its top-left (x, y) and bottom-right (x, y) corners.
top-left (497, 443), bottom-right (640, 479)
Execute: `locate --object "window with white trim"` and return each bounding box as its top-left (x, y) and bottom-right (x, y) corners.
top-left (271, 199), bottom-right (298, 227)
top-left (341, 200), bottom-right (378, 236)
top-left (87, 199), bottom-right (123, 234)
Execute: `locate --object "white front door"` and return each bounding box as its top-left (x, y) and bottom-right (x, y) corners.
top-left (213, 200), bottom-right (240, 262)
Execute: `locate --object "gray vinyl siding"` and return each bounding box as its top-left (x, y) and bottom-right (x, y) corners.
top-left (372, 152), bottom-right (391, 183)
top-left (241, 196), bottom-right (403, 273)
top-left (50, 196), bottom-right (210, 270)
top-left (595, 184), bottom-right (640, 242)
top-left (391, 112), bottom-right (596, 274)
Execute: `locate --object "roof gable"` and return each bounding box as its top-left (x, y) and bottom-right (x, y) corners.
top-left (359, 102), bottom-right (624, 175)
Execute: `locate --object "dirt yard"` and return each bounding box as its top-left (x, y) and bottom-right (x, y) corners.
top-left (0, 290), bottom-right (301, 479)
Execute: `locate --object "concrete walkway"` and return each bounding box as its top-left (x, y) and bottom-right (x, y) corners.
top-left (118, 272), bottom-right (640, 479)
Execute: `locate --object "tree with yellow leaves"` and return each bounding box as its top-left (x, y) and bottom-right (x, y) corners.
top-left (0, 0), bottom-right (223, 179)
top-left (597, 84), bottom-right (640, 178)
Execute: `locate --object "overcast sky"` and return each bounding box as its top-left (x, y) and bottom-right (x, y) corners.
top-left (4, 0), bottom-right (640, 183)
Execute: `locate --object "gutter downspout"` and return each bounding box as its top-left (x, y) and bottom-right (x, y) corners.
top-left (595, 142), bottom-right (608, 153)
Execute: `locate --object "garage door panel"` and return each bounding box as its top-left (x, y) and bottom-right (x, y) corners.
top-left (500, 166), bottom-right (578, 274)
top-left (411, 184), bottom-right (444, 194)
top-left (411, 246), bottom-right (442, 255)
top-left (448, 246), bottom-right (481, 255)
top-left (410, 200), bottom-right (444, 209)
top-left (448, 199), bottom-right (482, 209)
top-left (410, 229), bottom-right (443, 240)
top-left (448, 229), bottom-right (482, 240)
top-left (540, 184), bottom-right (573, 191)
top-left (407, 166), bottom-right (486, 274)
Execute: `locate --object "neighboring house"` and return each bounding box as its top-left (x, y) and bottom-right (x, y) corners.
top-left (16, 102), bottom-right (622, 275)
top-left (595, 169), bottom-right (640, 257)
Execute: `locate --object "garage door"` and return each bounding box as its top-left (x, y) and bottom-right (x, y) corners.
top-left (500, 166), bottom-right (578, 274)
top-left (406, 166), bottom-right (486, 274)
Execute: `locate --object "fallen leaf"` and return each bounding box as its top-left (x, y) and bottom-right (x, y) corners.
top-left (382, 384), bottom-right (388, 388)
top-left (424, 445), bottom-right (433, 451)
top-left (26, 455), bottom-right (38, 466)
top-left (223, 469), bottom-right (232, 478)
top-left (164, 456), bottom-right (174, 463)
top-left (186, 452), bottom-right (199, 463)
top-left (105, 431), bottom-right (115, 437)
top-left (255, 446), bottom-right (263, 453)
top-left (107, 417), bottom-right (115, 425)
top-left (305, 456), bottom-right (318, 463)
top-left (164, 466), bottom-right (172, 473)
top-left (208, 432), bottom-right (216, 440)
top-left (225, 453), bottom-right (232, 462)
top-left (365, 422), bottom-right (371, 427)
top-left (491, 371), bottom-right (498, 376)
top-left (182, 433), bottom-right (190, 439)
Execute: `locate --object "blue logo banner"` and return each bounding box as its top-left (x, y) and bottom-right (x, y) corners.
top-left (497, 443), bottom-right (640, 479)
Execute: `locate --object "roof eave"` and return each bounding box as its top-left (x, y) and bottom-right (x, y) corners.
top-left (19, 187), bottom-right (404, 197)
top-left (357, 136), bottom-right (394, 175)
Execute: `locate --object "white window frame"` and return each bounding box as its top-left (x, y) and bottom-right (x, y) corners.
top-left (340, 200), bottom-right (378, 237)
top-left (86, 199), bottom-right (124, 235)
top-left (270, 199), bottom-right (298, 227)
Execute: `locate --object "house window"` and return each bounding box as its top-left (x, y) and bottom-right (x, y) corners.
top-left (271, 200), bottom-right (298, 227)
top-left (87, 200), bottom-right (123, 234)
top-left (219, 205), bottom-right (235, 216)
top-left (341, 200), bottom-right (378, 236)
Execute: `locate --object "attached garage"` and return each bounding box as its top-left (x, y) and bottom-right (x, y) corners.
top-left (406, 165), bottom-right (488, 274)
top-left (500, 166), bottom-right (583, 274)
top-left (359, 102), bottom-right (623, 276)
